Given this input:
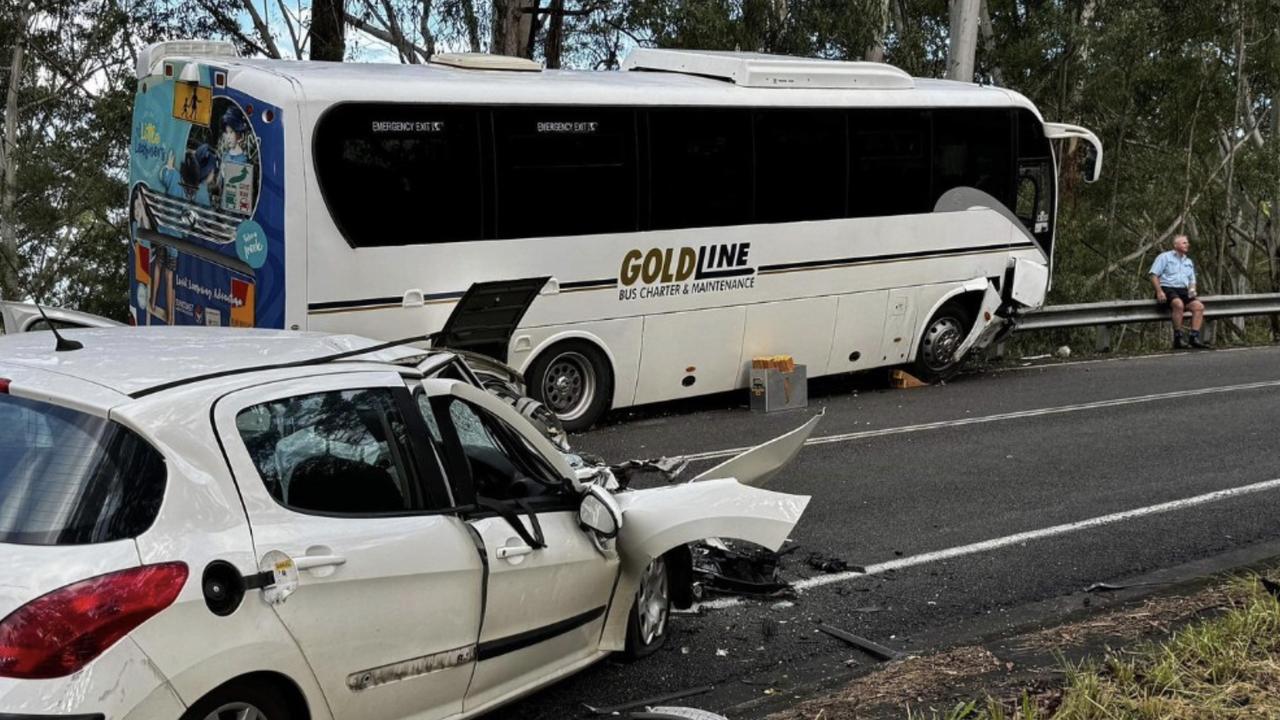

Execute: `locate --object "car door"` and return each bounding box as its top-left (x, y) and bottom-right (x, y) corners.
top-left (416, 379), bottom-right (618, 714)
top-left (214, 371), bottom-right (483, 720)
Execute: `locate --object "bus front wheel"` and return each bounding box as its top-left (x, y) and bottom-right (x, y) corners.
top-left (527, 340), bottom-right (613, 432)
top-left (910, 302), bottom-right (973, 382)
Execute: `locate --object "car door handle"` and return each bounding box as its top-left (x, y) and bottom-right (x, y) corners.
top-left (495, 545), bottom-right (535, 560)
top-left (294, 554), bottom-right (347, 572)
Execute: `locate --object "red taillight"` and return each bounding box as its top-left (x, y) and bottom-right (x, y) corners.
top-left (0, 378), bottom-right (9, 394)
top-left (0, 563), bottom-right (187, 679)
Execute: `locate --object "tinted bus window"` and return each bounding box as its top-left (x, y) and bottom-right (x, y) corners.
top-left (649, 109), bottom-right (753, 230)
top-left (849, 110), bottom-right (932, 217)
top-left (313, 104), bottom-right (484, 246)
top-left (932, 108), bottom-right (1013, 207)
top-left (1016, 108), bottom-right (1051, 159)
top-left (754, 110), bottom-right (847, 223)
top-left (493, 108), bottom-right (637, 239)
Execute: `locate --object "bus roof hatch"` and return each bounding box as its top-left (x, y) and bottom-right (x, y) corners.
top-left (620, 48), bottom-right (914, 90)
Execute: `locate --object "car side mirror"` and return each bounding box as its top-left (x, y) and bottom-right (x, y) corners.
top-left (579, 485), bottom-right (622, 539)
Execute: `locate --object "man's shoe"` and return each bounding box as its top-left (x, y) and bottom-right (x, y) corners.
top-left (1189, 334), bottom-right (1212, 349)
top-left (1173, 332), bottom-right (1185, 349)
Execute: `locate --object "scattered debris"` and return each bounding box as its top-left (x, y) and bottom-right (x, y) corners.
top-left (583, 686), bottom-right (714, 716)
top-left (817, 624), bottom-right (904, 661)
top-left (1084, 580), bottom-right (1169, 593)
top-left (770, 600), bottom-right (795, 610)
top-left (634, 707), bottom-right (729, 720)
top-left (890, 369), bottom-right (928, 389)
top-left (610, 456), bottom-right (690, 486)
top-left (715, 648), bottom-right (729, 657)
top-left (1055, 345), bottom-right (1072, 358)
top-left (692, 539), bottom-right (791, 598)
top-left (804, 551), bottom-right (861, 574)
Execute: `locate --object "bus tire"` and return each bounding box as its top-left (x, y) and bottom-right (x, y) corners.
top-left (910, 302), bottom-right (973, 382)
top-left (526, 340), bottom-right (612, 432)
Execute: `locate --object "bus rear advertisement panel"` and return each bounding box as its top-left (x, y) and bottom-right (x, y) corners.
top-left (128, 61), bottom-right (286, 329)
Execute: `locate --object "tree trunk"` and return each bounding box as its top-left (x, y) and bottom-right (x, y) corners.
top-left (491, 0), bottom-right (536, 58)
top-left (544, 0), bottom-right (564, 68)
top-left (946, 0), bottom-right (979, 82)
top-left (461, 0), bottom-right (482, 52)
top-left (0, 5), bottom-right (30, 300)
top-left (310, 0), bottom-right (347, 61)
top-left (977, 0), bottom-right (1002, 85)
top-left (865, 0), bottom-right (891, 62)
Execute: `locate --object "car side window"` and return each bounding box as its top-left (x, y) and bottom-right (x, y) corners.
top-left (236, 388), bottom-right (423, 515)
top-left (439, 398), bottom-right (566, 503)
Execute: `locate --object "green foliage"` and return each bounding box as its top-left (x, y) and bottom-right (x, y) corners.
top-left (2, 0), bottom-right (1279, 334)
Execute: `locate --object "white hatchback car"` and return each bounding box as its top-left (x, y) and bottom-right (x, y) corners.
top-left (0, 328), bottom-right (811, 720)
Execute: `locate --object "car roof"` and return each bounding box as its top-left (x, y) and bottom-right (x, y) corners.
top-left (0, 301), bottom-right (124, 332)
top-left (0, 327), bottom-right (425, 398)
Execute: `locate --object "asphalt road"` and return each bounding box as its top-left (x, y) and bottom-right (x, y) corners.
top-left (492, 345), bottom-right (1280, 719)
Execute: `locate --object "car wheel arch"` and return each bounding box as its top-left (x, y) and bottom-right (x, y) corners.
top-left (182, 671), bottom-right (313, 720)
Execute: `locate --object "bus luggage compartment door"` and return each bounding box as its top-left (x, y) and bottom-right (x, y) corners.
top-left (636, 307), bottom-right (747, 404)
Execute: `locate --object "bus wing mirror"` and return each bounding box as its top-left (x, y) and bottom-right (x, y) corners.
top-left (1044, 122), bottom-right (1103, 184)
top-left (1083, 144), bottom-right (1101, 184)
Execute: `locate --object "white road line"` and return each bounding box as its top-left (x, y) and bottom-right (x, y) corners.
top-left (695, 476), bottom-right (1280, 611)
top-left (678, 378), bottom-right (1280, 464)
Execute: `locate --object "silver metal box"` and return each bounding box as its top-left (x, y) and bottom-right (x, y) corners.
top-left (748, 365), bottom-right (808, 413)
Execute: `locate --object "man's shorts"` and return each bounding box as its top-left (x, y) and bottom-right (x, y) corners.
top-left (1160, 286), bottom-right (1198, 308)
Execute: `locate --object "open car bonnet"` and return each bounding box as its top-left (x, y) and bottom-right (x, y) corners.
top-left (428, 277), bottom-right (549, 363)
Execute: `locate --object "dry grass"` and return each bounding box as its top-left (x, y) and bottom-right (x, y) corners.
top-left (914, 575), bottom-right (1280, 720)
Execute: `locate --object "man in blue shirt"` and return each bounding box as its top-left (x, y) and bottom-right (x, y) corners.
top-left (1149, 234), bottom-right (1209, 349)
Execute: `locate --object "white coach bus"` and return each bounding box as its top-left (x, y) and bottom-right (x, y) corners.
top-left (127, 42), bottom-right (1102, 429)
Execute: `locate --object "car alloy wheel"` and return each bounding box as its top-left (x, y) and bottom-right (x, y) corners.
top-left (202, 702), bottom-right (271, 720)
top-left (637, 555), bottom-right (670, 645)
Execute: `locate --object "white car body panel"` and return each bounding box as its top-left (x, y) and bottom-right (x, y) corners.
top-left (0, 301), bottom-right (123, 335)
top-left (599, 479), bottom-right (811, 651)
top-left (0, 328), bottom-right (813, 719)
top-left (0, 638), bottom-right (185, 718)
top-left (462, 512), bottom-right (616, 713)
top-left (213, 372), bottom-right (485, 720)
top-left (691, 412), bottom-right (823, 487)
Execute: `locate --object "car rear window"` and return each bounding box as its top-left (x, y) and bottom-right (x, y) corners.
top-left (0, 394), bottom-right (166, 545)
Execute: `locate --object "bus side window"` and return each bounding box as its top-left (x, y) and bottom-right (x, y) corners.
top-left (848, 110), bottom-right (932, 218)
top-left (648, 109), bottom-right (753, 230)
top-left (931, 109), bottom-right (1013, 209)
top-left (492, 108), bottom-right (638, 239)
top-left (313, 103), bottom-right (485, 246)
top-left (754, 110), bottom-right (847, 223)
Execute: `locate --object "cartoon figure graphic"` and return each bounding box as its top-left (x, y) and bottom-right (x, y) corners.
top-left (161, 144), bottom-right (220, 208)
top-left (219, 107), bottom-right (251, 165)
top-left (148, 145), bottom-right (219, 324)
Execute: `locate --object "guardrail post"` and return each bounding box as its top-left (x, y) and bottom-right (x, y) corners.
top-left (1095, 324), bottom-right (1112, 353)
top-left (1202, 322), bottom-right (1214, 344)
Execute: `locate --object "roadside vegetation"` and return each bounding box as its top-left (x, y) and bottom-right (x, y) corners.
top-left (914, 575), bottom-right (1280, 720)
top-left (3, 1), bottom-right (1280, 330)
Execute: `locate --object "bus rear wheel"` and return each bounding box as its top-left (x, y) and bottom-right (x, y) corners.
top-left (527, 340), bottom-right (612, 432)
top-left (910, 302), bottom-right (973, 382)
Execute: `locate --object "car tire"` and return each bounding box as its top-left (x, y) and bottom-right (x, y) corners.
top-left (910, 301), bottom-right (973, 383)
top-left (625, 555), bottom-right (672, 660)
top-left (526, 340), bottom-right (612, 432)
top-left (181, 679), bottom-right (294, 720)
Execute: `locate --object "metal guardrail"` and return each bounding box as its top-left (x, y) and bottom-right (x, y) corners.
top-left (1010, 293), bottom-right (1280, 351)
